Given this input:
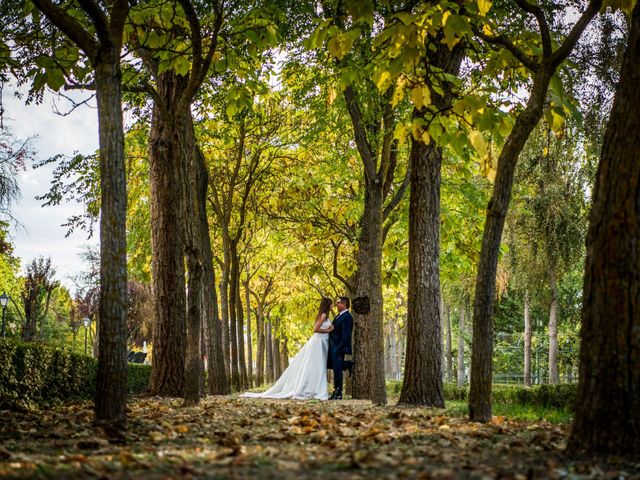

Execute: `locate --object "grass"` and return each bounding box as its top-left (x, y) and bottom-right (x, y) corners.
top-left (443, 400), bottom-right (573, 423)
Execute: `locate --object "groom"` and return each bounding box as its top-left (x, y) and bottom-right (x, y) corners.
top-left (328, 296), bottom-right (353, 400)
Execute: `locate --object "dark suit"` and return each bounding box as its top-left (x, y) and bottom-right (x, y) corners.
top-left (328, 309), bottom-right (353, 394)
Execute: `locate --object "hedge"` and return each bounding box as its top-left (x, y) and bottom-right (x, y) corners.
top-left (387, 380), bottom-right (577, 410)
top-left (0, 339), bottom-right (151, 410)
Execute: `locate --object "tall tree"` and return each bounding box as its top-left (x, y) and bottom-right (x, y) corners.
top-left (26, 0), bottom-right (130, 433)
top-left (131, 0), bottom-right (230, 401)
top-left (568, 0), bottom-right (640, 454)
top-left (20, 256), bottom-right (58, 341)
top-left (469, 0), bottom-right (602, 422)
top-left (316, 1), bottom-right (411, 404)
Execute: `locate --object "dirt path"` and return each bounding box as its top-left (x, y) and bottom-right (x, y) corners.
top-left (1, 396), bottom-right (638, 479)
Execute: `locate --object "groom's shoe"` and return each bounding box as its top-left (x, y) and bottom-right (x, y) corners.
top-left (329, 388), bottom-right (343, 400)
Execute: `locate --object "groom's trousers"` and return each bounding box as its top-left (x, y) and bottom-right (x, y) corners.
top-left (331, 346), bottom-right (345, 392)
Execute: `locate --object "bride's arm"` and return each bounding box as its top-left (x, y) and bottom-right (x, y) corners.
top-left (314, 313), bottom-right (334, 333)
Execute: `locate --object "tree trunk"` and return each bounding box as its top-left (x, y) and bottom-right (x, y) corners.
top-left (219, 251), bottom-right (231, 380)
top-left (245, 266), bottom-right (253, 388)
top-left (446, 304), bottom-right (453, 383)
top-left (228, 241), bottom-right (240, 390)
top-left (384, 323), bottom-right (392, 378)
top-left (266, 315), bottom-right (274, 383)
top-left (568, 2), bottom-right (640, 453)
top-left (441, 298), bottom-right (447, 382)
top-left (399, 135), bottom-right (444, 407)
top-left (391, 318), bottom-right (400, 380)
top-left (470, 67), bottom-right (552, 422)
top-left (147, 73), bottom-right (188, 397)
top-left (457, 306), bottom-right (465, 387)
top-left (352, 180), bottom-right (387, 405)
top-left (548, 263), bottom-right (559, 384)
top-left (524, 291), bottom-right (532, 387)
top-left (256, 303), bottom-right (265, 385)
top-left (182, 106), bottom-right (205, 406)
top-left (274, 334), bottom-right (281, 379)
top-left (94, 58), bottom-right (128, 431)
top-left (280, 335), bottom-right (289, 371)
top-left (234, 255), bottom-right (248, 390)
top-left (201, 208), bottom-right (228, 393)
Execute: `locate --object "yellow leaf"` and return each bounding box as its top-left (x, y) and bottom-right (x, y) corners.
top-left (327, 87), bottom-right (337, 106)
top-left (468, 130), bottom-right (488, 158)
top-left (410, 85), bottom-right (431, 110)
top-left (391, 77), bottom-right (406, 107)
top-left (483, 23), bottom-right (493, 35)
top-left (477, 0), bottom-right (492, 16)
top-left (411, 119), bottom-right (431, 144)
top-left (373, 69), bottom-right (392, 92)
top-left (393, 123), bottom-right (409, 143)
top-left (441, 10), bottom-right (451, 27)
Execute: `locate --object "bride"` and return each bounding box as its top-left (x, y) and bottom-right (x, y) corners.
top-left (241, 297), bottom-right (334, 400)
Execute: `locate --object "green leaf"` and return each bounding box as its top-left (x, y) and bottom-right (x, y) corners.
top-left (443, 13), bottom-right (470, 49)
top-left (46, 69), bottom-right (66, 91)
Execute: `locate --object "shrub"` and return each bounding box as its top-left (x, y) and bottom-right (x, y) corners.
top-left (387, 380), bottom-right (577, 410)
top-left (0, 339), bottom-right (151, 410)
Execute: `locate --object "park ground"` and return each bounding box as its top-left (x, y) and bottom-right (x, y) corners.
top-left (1, 396), bottom-right (639, 479)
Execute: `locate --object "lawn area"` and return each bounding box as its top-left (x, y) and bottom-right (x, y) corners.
top-left (1, 395), bottom-right (638, 479)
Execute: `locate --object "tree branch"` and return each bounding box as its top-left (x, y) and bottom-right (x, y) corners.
top-left (344, 85), bottom-right (377, 181)
top-left (331, 239), bottom-right (354, 293)
top-left (76, 0), bottom-right (110, 45)
top-left (473, 25), bottom-right (538, 71)
top-left (514, 0), bottom-right (552, 59)
top-left (31, 0), bottom-right (99, 61)
top-left (383, 163), bottom-right (410, 220)
top-left (550, 0), bottom-right (603, 69)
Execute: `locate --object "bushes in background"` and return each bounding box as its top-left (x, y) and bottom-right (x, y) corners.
top-left (0, 339), bottom-right (151, 410)
top-left (387, 380), bottom-right (577, 410)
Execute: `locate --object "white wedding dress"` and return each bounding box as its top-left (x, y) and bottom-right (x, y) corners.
top-left (241, 320), bottom-right (330, 400)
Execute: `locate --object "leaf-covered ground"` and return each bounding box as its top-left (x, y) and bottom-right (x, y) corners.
top-left (1, 396), bottom-right (639, 479)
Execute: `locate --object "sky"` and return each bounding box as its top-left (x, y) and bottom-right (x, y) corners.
top-left (3, 86), bottom-right (100, 292)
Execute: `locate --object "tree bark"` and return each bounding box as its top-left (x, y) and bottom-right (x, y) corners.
top-left (245, 265), bottom-right (253, 388)
top-left (446, 303), bottom-right (453, 383)
top-left (93, 56), bottom-right (128, 431)
top-left (568, 2), bottom-right (640, 453)
top-left (524, 291), bottom-right (532, 387)
top-left (389, 315), bottom-right (399, 380)
top-left (219, 261), bottom-right (231, 379)
top-left (234, 254), bottom-right (248, 390)
top-left (256, 302), bottom-right (265, 385)
top-left (280, 335), bottom-right (289, 371)
top-left (228, 240), bottom-right (241, 390)
top-left (201, 196), bottom-right (229, 394)
top-left (351, 179), bottom-right (387, 405)
top-left (399, 136), bottom-right (444, 407)
top-left (399, 37), bottom-right (463, 406)
top-left (457, 306), bottom-right (465, 387)
top-left (548, 263), bottom-right (559, 384)
top-left (266, 315), bottom-right (274, 383)
top-left (147, 73), bottom-right (188, 397)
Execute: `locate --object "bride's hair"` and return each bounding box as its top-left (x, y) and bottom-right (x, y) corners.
top-left (318, 297), bottom-right (332, 317)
